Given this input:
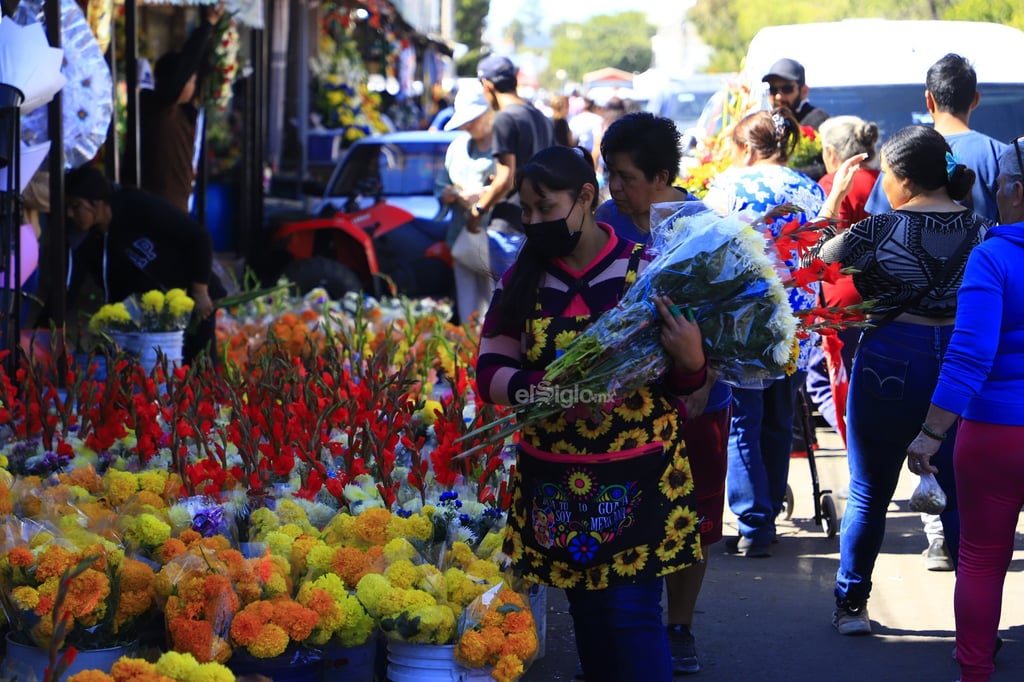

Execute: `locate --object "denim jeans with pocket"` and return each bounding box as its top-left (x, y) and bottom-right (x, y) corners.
top-left (835, 321), bottom-right (959, 605)
top-left (565, 578), bottom-right (671, 682)
top-left (726, 372), bottom-right (804, 545)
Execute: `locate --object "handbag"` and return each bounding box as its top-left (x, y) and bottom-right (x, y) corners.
top-left (860, 219), bottom-right (983, 343)
top-left (450, 226), bottom-right (491, 275)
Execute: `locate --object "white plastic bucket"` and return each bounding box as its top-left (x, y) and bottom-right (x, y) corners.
top-left (386, 641), bottom-right (491, 682)
top-left (135, 330), bottom-right (184, 374)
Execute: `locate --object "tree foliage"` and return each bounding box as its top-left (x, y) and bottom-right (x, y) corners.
top-left (688, 0), bottom-right (1020, 72)
top-left (545, 12), bottom-right (655, 85)
top-left (455, 0), bottom-right (490, 76)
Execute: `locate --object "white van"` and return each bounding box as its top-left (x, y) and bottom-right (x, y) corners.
top-left (741, 19), bottom-right (1024, 143)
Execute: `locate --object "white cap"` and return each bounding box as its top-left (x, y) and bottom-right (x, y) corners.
top-left (444, 88), bottom-right (490, 131)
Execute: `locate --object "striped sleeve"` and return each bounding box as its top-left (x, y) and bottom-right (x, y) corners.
top-left (476, 276), bottom-right (545, 406)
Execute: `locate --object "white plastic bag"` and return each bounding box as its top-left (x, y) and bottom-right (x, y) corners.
top-left (909, 472), bottom-right (947, 514)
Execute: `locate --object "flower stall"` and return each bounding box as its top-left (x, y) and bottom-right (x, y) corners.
top-left (0, 288), bottom-right (533, 681)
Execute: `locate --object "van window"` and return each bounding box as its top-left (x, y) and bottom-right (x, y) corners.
top-left (810, 84), bottom-right (1024, 143)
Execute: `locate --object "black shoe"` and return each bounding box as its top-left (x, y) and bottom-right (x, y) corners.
top-left (724, 535), bottom-right (772, 558)
top-left (668, 624), bottom-right (701, 675)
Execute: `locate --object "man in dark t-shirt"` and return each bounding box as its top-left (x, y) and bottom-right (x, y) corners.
top-left (466, 55), bottom-right (554, 234)
top-left (63, 165), bottom-right (224, 363)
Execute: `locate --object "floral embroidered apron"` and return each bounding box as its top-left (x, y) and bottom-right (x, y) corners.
top-left (504, 244), bottom-right (702, 590)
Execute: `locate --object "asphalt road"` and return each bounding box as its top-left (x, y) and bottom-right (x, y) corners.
top-left (522, 428), bottom-right (1024, 682)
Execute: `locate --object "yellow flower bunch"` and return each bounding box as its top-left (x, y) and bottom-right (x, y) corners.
top-left (138, 288), bottom-right (195, 332)
top-left (88, 302), bottom-right (135, 334)
top-left (295, 572), bottom-right (375, 647)
top-left (67, 650), bottom-right (235, 682)
top-left (355, 572), bottom-right (457, 645)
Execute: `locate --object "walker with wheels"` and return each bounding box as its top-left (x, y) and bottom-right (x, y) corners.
top-left (783, 385), bottom-right (839, 538)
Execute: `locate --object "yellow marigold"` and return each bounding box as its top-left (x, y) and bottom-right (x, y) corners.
top-left (68, 672), bottom-right (114, 682)
top-left (11, 585), bottom-right (39, 610)
top-left (449, 542), bottom-right (476, 568)
top-left (278, 523), bottom-right (304, 539)
top-left (189, 662), bottom-right (235, 682)
top-left (354, 573), bottom-right (391, 617)
top-left (382, 537), bottom-right (418, 564)
top-left (274, 499), bottom-right (311, 527)
top-left (104, 470), bottom-right (139, 507)
top-left (445, 568), bottom-right (491, 610)
top-left (335, 594), bottom-right (375, 647)
top-left (154, 650), bottom-right (200, 679)
top-left (410, 603), bottom-right (456, 644)
top-left (130, 513), bottom-right (172, 548)
top-left (263, 530), bottom-right (294, 557)
top-left (475, 531), bottom-right (503, 560)
top-left (466, 559), bottom-right (501, 583)
top-left (165, 287), bottom-right (188, 302)
top-left (320, 512), bottom-right (355, 544)
top-left (168, 295), bottom-right (195, 318)
top-left (141, 290), bottom-right (166, 314)
top-left (248, 623), bottom-right (289, 658)
top-left (304, 543), bottom-right (334, 572)
top-left (455, 628), bottom-right (491, 667)
top-left (111, 657), bottom-right (158, 680)
top-left (138, 470), bottom-right (169, 496)
top-left (384, 559), bottom-right (418, 590)
top-left (492, 653), bottom-right (525, 682)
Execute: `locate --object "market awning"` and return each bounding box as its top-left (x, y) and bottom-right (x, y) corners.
top-left (582, 66), bottom-right (634, 89)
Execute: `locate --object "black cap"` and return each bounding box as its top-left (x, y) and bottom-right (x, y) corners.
top-left (477, 55), bottom-right (517, 89)
top-left (762, 58), bottom-right (805, 87)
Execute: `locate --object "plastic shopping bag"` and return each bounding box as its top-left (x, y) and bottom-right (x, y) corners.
top-left (909, 472), bottom-right (947, 514)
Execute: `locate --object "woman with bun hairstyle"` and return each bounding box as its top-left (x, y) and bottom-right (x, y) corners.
top-left (808, 124), bottom-right (992, 636)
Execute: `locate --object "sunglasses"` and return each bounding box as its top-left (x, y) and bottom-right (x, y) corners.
top-left (768, 83), bottom-right (798, 96)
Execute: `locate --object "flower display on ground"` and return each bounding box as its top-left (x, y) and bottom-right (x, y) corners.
top-left (455, 583), bottom-right (540, 682)
top-left (66, 650), bottom-right (235, 682)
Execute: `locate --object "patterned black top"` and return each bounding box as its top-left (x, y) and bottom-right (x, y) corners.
top-left (807, 209), bottom-right (992, 318)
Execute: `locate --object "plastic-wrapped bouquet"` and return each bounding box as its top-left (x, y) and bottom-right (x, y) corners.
top-left (545, 205), bottom-right (798, 392)
top-left (459, 205), bottom-right (800, 455)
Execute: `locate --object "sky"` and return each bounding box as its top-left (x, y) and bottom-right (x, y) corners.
top-left (485, 0), bottom-right (671, 39)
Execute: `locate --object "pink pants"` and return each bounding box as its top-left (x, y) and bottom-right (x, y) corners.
top-left (954, 419), bottom-right (1024, 682)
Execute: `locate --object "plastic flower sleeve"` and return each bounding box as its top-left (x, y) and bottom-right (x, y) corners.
top-left (454, 580), bottom-right (540, 682)
top-left (545, 209), bottom-right (798, 395)
top-left (155, 547), bottom-right (239, 663)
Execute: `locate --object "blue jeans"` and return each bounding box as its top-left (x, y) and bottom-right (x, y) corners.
top-left (726, 372), bottom-right (804, 545)
top-left (835, 321), bottom-right (959, 606)
top-left (565, 579), bottom-right (671, 682)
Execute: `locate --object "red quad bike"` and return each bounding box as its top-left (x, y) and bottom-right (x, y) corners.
top-left (259, 131), bottom-right (461, 301)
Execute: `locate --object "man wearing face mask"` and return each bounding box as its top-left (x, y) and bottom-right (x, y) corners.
top-left (763, 58), bottom-right (829, 180)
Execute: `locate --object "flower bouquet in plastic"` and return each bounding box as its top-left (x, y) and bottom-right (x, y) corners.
top-left (458, 205), bottom-right (800, 456)
top-left (454, 581), bottom-right (539, 682)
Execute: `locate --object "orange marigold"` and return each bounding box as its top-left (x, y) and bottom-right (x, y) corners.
top-left (353, 508), bottom-right (391, 546)
top-left (111, 656), bottom-right (158, 680)
top-left (455, 628), bottom-right (491, 668)
top-left (178, 529), bottom-right (202, 547)
top-left (330, 546), bottom-right (372, 588)
top-left (67, 671), bottom-right (115, 682)
top-left (157, 538), bottom-right (187, 564)
top-left (502, 609), bottom-right (534, 635)
top-left (34, 545), bottom-right (76, 581)
top-left (270, 599), bottom-right (318, 641)
top-left (7, 546), bottom-right (35, 567)
top-left (229, 608), bottom-right (264, 646)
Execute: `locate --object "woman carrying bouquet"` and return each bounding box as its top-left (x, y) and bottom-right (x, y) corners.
top-left (808, 125), bottom-right (990, 636)
top-left (598, 111), bottom-right (731, 675)
top-left (702, 108), bottom-right (826, 558)
top-left (476, 145), bottom-right (708, 682)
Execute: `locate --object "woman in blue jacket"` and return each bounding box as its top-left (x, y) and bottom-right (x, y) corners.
top-left (905, 142), bottom-right (1024, 682)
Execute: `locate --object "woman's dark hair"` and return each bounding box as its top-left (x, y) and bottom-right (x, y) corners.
top-left (881, 125), bottom-right (976, 201)
top-left (732, 107), bottom-right (801, 163)
top-left (600, 112), bottom-right (682, 181)
top-left (483, 146), bottom-right (598, 337)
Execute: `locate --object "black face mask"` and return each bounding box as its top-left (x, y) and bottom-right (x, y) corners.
top-left (524, 196), bottom-right (583, 258)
